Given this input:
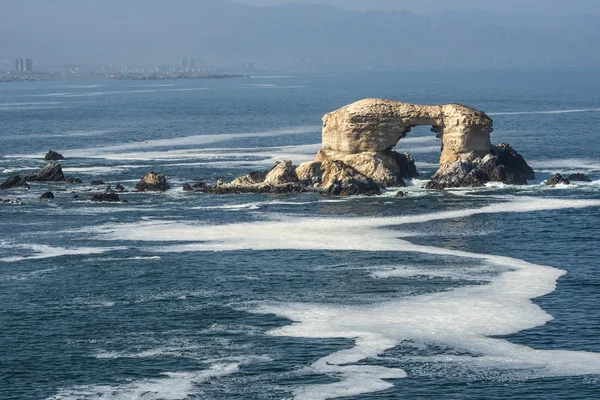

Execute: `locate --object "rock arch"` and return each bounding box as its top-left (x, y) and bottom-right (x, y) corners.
top-left (320, 98), bottom-right (493, 165)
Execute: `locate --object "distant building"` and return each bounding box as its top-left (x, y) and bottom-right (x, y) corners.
top-left (237, 61), bottom-right (256, 72)
top-left (181, 57), bottom-right (200, 70)
top-left (15, 58), bottom-right (33, 72)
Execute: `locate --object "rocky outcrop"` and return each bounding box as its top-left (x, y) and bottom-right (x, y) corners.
top-left (203, 161), bottom-right (310, 194)
top-left (320, 160), bottom-right (381, 196)
top-left (23, 163), bottom-right (65, 182)
top-left (90, 180), bottom-right (105, 186)
top-left (206, 99), bottom-right (535, 195)
top-left (136, 172), bottom-right (169, 192)
top-left (322, 98), bottom-right (493, 165)
top-left (91, 192), bottom-right (121, 202)
top-left (203, 159), bottom-right (380, 196)
top-left (315, 149), bottom-right (417, 187)
top-left (546, 173), bottom-right (570, 186)
top-left (40, 191), bottom-right (54, 199)
top-left (567, 173), bottom-right (592, 182)
top-left (426, 144), bottom-right (536, 190)
top-left (44, 150), bottom-right (64, 161)
top-left (0, 175), bottom-right (30, 190)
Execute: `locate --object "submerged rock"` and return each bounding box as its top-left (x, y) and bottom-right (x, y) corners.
top-left (39, 191), bottom-right (54, 199)
top-left (567, 173), bottom-right (592, 183)
top-left (91, 192), bottom-right (121, 202)
top-left (65, 178), bottom-right (83, 184)
top-left (24, 163), bottom-right (65, 182)
top-left (182, 183), bottom-right (193, 191)
top-left (0, 175), bottom-right (30, 190)
top-left (426, 144), bottom-right (535, 190)
top-left (115, 183), bottom-right (126, 192)
top-left (546, 173), bottom-right (570, 186)
top-left (44, 150), bottom-right (64, 161)
top-left (90, 180), bottom-right (105, 186)
top-left (136, 172), bottom-right (170, 192)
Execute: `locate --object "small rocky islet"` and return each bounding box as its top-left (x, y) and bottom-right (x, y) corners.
top-left (0, 98), bottom-right (593, 201)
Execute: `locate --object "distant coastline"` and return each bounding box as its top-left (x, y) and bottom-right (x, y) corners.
top-left (0, 72), bottom-right (249, 83)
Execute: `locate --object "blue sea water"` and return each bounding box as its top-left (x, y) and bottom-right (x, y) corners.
top-left (0, 70), bottom-right (599, 400)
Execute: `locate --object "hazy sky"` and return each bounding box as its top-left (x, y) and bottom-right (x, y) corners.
top-left (235, 0), bottom-right (600, 16)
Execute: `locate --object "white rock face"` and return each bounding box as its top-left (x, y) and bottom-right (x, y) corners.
top-left (322, 98), bottom-right (493, 165)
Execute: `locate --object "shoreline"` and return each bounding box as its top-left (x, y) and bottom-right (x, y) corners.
top-left (0, 72), bottom-right (249, 83)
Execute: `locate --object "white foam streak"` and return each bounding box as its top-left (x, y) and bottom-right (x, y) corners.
top-left (489, 108), bottom-right (600, 116)
top-left (84, 196), bottom-right (600, 399)
top-left (47, 363), bottom-right (240, 400)
top-left (6, 127), bottom-right (320, 160)
top-left (529, 158), bottom-right (600, 173)
top-left (0, 244), bottom-right (125, 263)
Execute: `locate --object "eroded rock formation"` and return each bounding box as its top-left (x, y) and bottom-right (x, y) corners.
top-left (209, 98), bottom-right (534, 195)
top-left (322, 98), bottom-right (493, 165)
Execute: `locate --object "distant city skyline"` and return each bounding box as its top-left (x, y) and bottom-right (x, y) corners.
top-left (1, 0), bottom-right (599, 71)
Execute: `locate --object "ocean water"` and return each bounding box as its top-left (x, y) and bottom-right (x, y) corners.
top-left (1, 70), bottom-right (599, 400)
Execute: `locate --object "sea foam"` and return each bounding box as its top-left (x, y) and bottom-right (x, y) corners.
top-left (84, 196), bottom-right (600, 399)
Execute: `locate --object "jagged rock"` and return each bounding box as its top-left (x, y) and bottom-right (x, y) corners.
top-left (115, 183), bottom-right (126, 192)
top-left (136, 172), bottom-right (170, 192)
top-left (202, 182), bottom-right (311, 195)
top-left (90, 180), bottom-right (105, 186)
top-left (546, 173), bottom-right (570, 186)
top-left (320, 160), bottom-right (381, 196)
top-left (567, 173), bottom-right (592, 182)
top-left (426, 144), bottom-right (535, 190)
top-left (44, 150), bottom-right (64, 161)
top-left (322, 98), bottom-right (493, 165)
top-left (263, 160), bottom-right (299, 185)
top-left (296, 161), bottom-right (323, 186)
top-left (395, 152), bottom-right (419, 180)
top-left (395, 191), bottom-right (405, 198)
top-left (231, 171), bottom-right (268, 186)
top-left (205, 161), bottom-right (304, 194)
top-left (0, 175), bottom-right (30, 190)
top-left (316, 150), bottom-right (412, 187)
top-left (91, 192), bottom-right (121, 202)
top-left (182, 183), bottom-right (193, 191)
top-left (39, 191), bottom-right (54, 199)
top-left (191, 182), bottom-right (205, 189)
top-left (65, 178), bottom-right (82, 184)
top-left (24, 163), bottom-right (65, 182)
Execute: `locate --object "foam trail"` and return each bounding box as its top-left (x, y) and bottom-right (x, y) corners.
top-left (0, 244), bottom-right (125, 263)
top-left (47, 363), bottom-right (240, 400)
top-left (84, 196), bottom-right (600, 399)
top-left (489, 108), bottom-right (600, 116)
top-left (529, 158), bottom-right (600, 173)
top-left (6, 127), bottom-right (320, 160)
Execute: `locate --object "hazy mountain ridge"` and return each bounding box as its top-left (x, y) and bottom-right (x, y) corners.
top-left (3, 0), bottom-right (599, 69)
